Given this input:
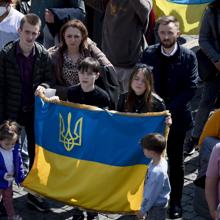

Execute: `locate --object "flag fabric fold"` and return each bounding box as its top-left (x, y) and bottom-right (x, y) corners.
top-left (153, 0), bottom-right (213, 34)
top-left (22, 97), bottom-right (169, 213)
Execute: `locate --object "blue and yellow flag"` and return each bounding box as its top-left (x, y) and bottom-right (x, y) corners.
top-left (154, 0), bottom-right (213, 34)
top-left (22, 97), bottom-right (169, 213)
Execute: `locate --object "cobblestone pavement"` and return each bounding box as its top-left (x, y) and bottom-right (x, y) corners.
top-left (3, 151), bottom-right (206, 220)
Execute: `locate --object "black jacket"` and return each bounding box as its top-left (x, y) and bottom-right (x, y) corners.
top-left (0, 41), bottom-right (54, 122)
top-left (140, 43), bottom-right (198, 132)
top-left (117, 92), bottom-right (166, 113)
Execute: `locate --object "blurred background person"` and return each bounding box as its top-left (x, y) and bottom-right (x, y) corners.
top-left (0, 0), bottom-right (23, 49)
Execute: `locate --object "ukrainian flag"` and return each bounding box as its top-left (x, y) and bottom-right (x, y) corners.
top-left (22, 97), bottom-right (169, 213)
top-left (154, 0), bottom-right (213, 34)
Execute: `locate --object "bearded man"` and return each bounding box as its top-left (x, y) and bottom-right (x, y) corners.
top-left (140, 15), bottom-right (198, 219)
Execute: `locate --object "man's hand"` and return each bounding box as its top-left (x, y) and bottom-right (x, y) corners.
top-left (45, 9), bottom-right (54, 23)
top-left (47, 96), bottom-right (60, 103)
top-left (35, 85), bottom-right (46, 96)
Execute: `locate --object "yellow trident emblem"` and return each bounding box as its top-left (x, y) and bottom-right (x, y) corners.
top-left (59, 112), bottom-right (83, 151)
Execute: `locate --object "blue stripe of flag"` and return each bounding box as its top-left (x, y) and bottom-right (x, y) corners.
top-left (35, 97), bottom-right (166, 167)
top-left (168, 0), bottom-right (213, 4)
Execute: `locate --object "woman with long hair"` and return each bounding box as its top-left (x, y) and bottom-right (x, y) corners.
top-left (117, 64), bottom-right (166, 113)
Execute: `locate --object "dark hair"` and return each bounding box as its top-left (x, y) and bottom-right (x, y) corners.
top-left (0, 0), bottom-right (11, 3)
top-left (20, 13), bottom-right (41, 30)
top-left (209, 0), bottom-right (220, 8)
top-left (126, 64), bottom-right (154, 112)
top-left (141, 133), bottom-right (166, 154)
top-left (156, 15), bottom-right (180, 30)
top-left (59, 19), bottom-right (88, 53)
top-left (79, 57), bottom-right (100, 73)
top-left (0, 120), bottom-right (21, 141)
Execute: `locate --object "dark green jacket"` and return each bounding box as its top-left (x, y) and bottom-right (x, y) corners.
top-left (0, 41), bottom-right (54, 122)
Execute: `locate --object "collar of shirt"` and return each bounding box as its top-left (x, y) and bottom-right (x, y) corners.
top-left (16, 41), bottom-right (36, 58)
top-left (161, 42), bottom-right (178, 57)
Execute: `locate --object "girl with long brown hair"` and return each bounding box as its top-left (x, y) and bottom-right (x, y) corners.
top-left (117, 64), bottom-right (166, 113)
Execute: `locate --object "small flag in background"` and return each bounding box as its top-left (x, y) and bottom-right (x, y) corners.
top-left (153, 0), bottom-right (213, 34)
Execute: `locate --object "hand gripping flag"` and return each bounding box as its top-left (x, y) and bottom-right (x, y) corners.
top-left (22, 96), bottom-right (169, 213)
top-left (154, 0), bottom-right (214, 34)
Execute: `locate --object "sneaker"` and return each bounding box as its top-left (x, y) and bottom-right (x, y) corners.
top-left (184, 136), bottom-right (199, 156)
top-left (27, 194), bottom-right (50, 212)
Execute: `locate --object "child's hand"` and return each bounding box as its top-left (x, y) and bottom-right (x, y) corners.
top-left (4, 173), bottom-right (14, 182)
top-left (136, 211), bottom-right (144, 219)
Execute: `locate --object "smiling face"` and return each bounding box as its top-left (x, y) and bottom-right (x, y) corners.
top-left (158, 22), bottom-right (180, 49)
top-left (131, 70), bottom-right (147, 96)
top-left (63, 26), bottom-right (82, 52)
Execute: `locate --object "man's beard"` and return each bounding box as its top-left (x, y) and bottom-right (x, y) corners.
top-left (160, 39), bottom-right (176, 49)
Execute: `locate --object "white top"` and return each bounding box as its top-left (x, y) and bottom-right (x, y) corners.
top-left (0, 7), bottom-right (24, 49)
top-left (0, 147), bottom-right (14, 175)
top-left (161, 42), bottom-right (178, 57)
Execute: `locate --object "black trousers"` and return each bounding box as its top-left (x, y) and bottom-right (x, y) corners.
top-left (17, 110), bottom-right (35, 170)
top-left (167, 127), bottom-right (186, 206)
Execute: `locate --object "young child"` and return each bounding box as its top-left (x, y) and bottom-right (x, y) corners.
top-left (0, 120), bottom-right (24, 220)
top-left (137, 133), bottom-right (171, 220)
top-left (67, 56), bottom-right (111, 109)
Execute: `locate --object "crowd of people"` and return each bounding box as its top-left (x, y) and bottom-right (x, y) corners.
top-left (0, 0), bottom-right (219, 219)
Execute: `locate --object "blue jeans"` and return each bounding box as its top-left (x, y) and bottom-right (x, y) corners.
top-left (192, 76), bottom-right (220, 138)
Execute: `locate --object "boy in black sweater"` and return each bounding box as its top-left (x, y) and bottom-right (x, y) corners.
top-left (67, 57), bottom-right (110, 109)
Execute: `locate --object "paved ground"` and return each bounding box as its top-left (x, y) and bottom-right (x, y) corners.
top-left (6, 151), bottom-right (206, 220)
